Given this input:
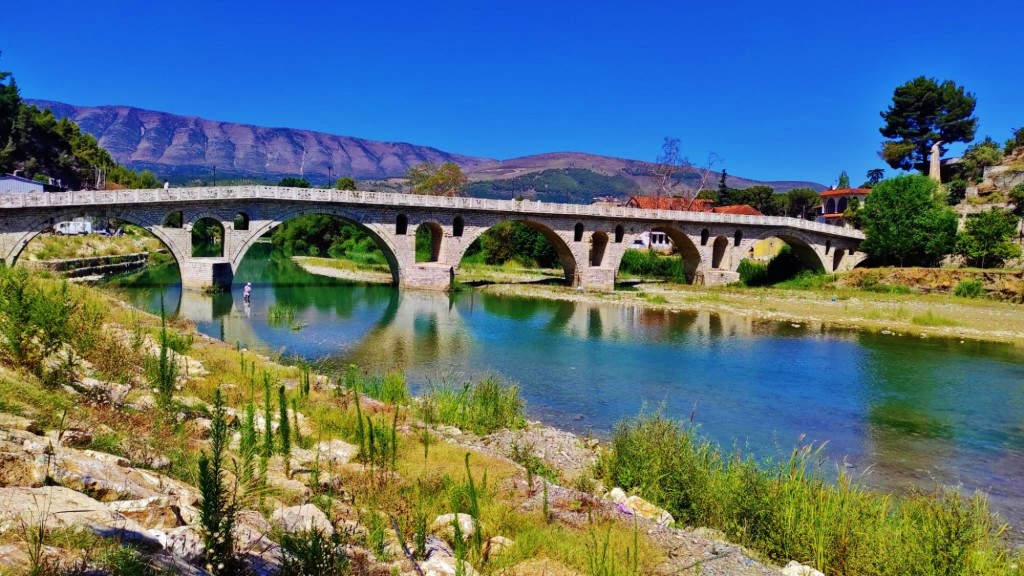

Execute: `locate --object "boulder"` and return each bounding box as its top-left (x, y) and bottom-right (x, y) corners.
top-left (0, 451), bottom-right (45, 487)
top-left (270, 504), bottom-right (334, 536)
top-left (164, 525), bottom-right (204, 562)
top-left (781, 561), bottom-right (825, 576)
top-left (623, 495), bottom-right (674, 526)
top-left (0, 413), bottom-right (42, 434)
top-left (0, 486), bottom-right (151, 541)
top-left (607, 487), bottom-right (627, 504)
top-left (485, 535), bottom-right (514, 557)
top-left (308, 439), bottom-right (358, 466)
top-left (430, 513), bottom-right (476, 541)
top-left (234, 510), bottom-right (281, 576)
top-left (106, 497), bottom-right (187, 530)
top-left (418, 536), bottom-right (478, 576)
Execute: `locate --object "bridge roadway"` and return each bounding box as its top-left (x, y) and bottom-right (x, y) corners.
top-left (0, 186), bottom-right (866, 291)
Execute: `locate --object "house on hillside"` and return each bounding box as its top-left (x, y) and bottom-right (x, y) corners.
top-left (817, 188), bottom-right (869, 227)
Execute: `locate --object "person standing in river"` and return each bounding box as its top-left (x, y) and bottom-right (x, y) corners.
top-left (243, 282), bottom-right (252, 303)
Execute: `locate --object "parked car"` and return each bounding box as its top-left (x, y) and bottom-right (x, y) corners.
top-left (53, 221), bottom-right (92, 235)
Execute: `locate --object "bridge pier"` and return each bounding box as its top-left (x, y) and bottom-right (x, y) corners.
top-left (577, 267), bottom-right (617, 291)
top-left (400, 263), bottom-right (454, 291)
top-left (180, 258), bottom-right (234, 292)
top-left (703, 270), bottom-right (740, 286)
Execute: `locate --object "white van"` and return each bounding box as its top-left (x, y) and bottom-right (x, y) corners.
top-left (53, 221), bottom-right (92, 235)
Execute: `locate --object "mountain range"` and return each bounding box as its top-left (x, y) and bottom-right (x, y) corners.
top-left (28, 99), bottom-right (825, 200)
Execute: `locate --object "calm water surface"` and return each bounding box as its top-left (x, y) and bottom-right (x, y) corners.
top-left (116, 244), bottom-right (1024, 531)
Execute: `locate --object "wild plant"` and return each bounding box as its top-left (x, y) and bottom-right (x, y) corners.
top-left (197, 386), bottom-right (241, 575)
top-left (149, 297), bottom-right (179, 412)
top-left (278, 528), bottom-right (347, 576)
top-left (278, 384), bottom-right (291, 477)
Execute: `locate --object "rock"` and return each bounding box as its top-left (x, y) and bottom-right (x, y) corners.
top-left (485, 535), bottom-right (514, 557)
top-left (57, 428), bottom-right (93, 448)
top-left (164, 525), bottom-right (204, 562)
top-left (0, 451), bottom-right (45, 487)
top-left (781, 561), bottom-right (825, 576)
top-left (270, 504), bottom-right (334, 536)
top-left (234, 510), bottom-right (281, 576)
top-left (43, 446), bottom-right (198, 503)
top-left (0, 413), bottom-right (42, 434)
top-left (129, 393), bottom-right (157, 411)
top-left (76, 377), bottom-right (131, 404)
top-left (0, 486), bottom-right (151, 541)
top-left (430, 513), bottom-right (476, 540)
top-left (608, 487), bottom-right (628, 504)
top-left (418, 536), bottom-right (478, 576)
top-left (106, 497), bottom-right (186, 530)
top-left (623, 495), bottom-right (674, 526)
top-left (307, 439), bottom-right (358, 466)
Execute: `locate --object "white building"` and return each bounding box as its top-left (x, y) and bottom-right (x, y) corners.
top-left (629, 231), bottom-right (673, 251)
top-left (0, 174), bottom-right (45, 194)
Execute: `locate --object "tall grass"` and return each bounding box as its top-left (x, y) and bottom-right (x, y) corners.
top-left (418, 372), bottom-right (526, 435)
top-left (619, 249), bottom-right (686, 282)
top-left (598, 412), bottom-right (1021, 576)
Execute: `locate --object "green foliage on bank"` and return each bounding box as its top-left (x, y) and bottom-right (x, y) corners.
top-left (464, 168), bottom-right (639, 203)
top-left (418, 372), bottom-right (526, 435)
top-left (618, 249), bottom-right (686, 282)
top-left (0, 66), bottom-right (159, 189)
top-left (737, 245), bottom-right (804, 286)
top-left (599, 412), bottom-right (1021, 576)
top-left (861, 175), bottom-right (958, 266)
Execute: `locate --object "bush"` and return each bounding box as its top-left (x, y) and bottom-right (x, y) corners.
top-left (737, 259), bottom-right (767, 286)
top-left (619, 249), bottom-right (687, 282)
top-left (279, 529), bottom-right (348, 576)
top-left (419, 373), bottom-right (525, 434)
top-left (947, 179), bottom-right (968, 205)
top-left (954, 278), bottom-right (984, 298)
top-left (598, 412), bottom-right (1020, 576)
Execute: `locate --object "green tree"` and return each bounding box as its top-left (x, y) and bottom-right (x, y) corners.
top-left (720, 185), bottom-right (775, 214)
top-left (407, 161), bottom-right (467, 196)
top-left (842, 197), bottom-right (863, 229)
top-left (837, 171), bottom-right (851, 189)
top-left (278, 177), bottom-right (311, 188)
top-left (879, 77), bottom-right (977, 172)
top-left (197, 387), bottom-right (242, 575)
top-left (1010, 183), bottom-right (1024, 217)
top-left (960, 137), bottom-right (1004, 182)
top-left (335, 176), bottom-right (357, 190)
top-left (860, 174), bottom-right (958, 266)
top-left (1005, 127), bottom-right (1024, 155)
top-left (946, 179), bottom-right (968, 206)
top-left (786, 188), bottom-right (820, 219)
top-left (718, 169), bottom-right (728, 195)
top-left (866, 168), bottom-right (885, 187)
top-left (956, 208), bottom-right (1022, 268)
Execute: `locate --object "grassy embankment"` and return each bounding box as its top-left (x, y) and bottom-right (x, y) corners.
top-left (18, 228), bottom-right (164, 262)
top-left (2, 265), bottom-right (1022, 574)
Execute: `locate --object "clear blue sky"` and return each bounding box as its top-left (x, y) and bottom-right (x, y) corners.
top-left (4, 0), bottom-right (1022, 186)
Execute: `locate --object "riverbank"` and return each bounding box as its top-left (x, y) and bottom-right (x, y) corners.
top-left (292, 256), bottom-right (1024, 345)
top-left (0, 268), bottom-right (783, 576)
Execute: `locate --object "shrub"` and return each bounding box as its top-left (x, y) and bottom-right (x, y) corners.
top-left (619, 249), bottom-right (687, 282)
top-left (947, 179), bottom-right (968, 205)
top-left (737, 259), bottom-right (768, 286)
top-left (954, 278), bottom-right (984, 299)
top-left (278, 529), bottom-right (348, 576)
top-left (419, 372), bottom-right (525, 435)
top-left (598, 412), bottom-right (1019, 576)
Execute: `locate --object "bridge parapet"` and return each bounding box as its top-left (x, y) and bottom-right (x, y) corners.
top-left (0, 186), bottom-right (864, 241)
top-left (0, 186), bottom-right (866, 292)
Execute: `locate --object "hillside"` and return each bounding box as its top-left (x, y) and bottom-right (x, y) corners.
top-left (28, 99), bottom-right (825, 201)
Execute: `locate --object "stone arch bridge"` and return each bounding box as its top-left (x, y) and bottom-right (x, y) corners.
top-left (0, 187), bottom-right (866, 291)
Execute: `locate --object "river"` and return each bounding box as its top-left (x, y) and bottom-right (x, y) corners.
top-left (112, 243), bottom-right (1024, 533)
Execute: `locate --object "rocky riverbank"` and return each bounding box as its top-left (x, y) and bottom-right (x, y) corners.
top-left (0, 279), bottom-right (797, 576)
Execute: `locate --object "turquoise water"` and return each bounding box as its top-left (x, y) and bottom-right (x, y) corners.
top-left (114, 243), bottom-right (1024, 531)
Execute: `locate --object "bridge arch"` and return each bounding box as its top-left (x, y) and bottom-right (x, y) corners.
top-left (415, 221), bottom-right (445, 263)
top-left (647, 225), bottom-right (703, 284)
top-left (231, 207), bottom-right (402, 285)
top-left (590, 231), bottom-right (609, 266)
top-left (3, 207), bottom-right (185, 271)
top-left (750, 229), bottom-right (829, 272)
top-left (453, 218), bottom-right (579, 286)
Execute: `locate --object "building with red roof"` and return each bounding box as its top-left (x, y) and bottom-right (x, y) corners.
top-left (817, 188), bottom-right (869, 228)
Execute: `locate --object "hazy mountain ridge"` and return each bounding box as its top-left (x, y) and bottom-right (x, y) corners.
top-left (28, 100), bottom-right (825, 198)
top-left (28, 100), bottom-right (493, 181)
